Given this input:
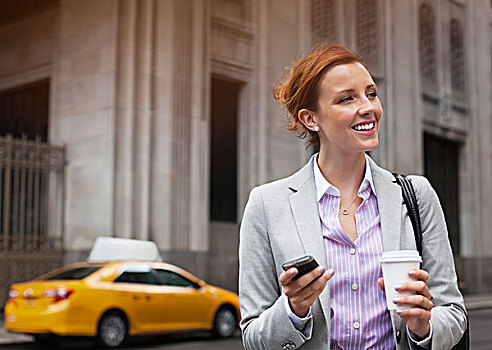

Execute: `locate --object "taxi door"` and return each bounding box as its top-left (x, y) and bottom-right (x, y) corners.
top-left (153, 269), bottom-right (207, 331)
top-left (112, 266), bottom-right (162, 332)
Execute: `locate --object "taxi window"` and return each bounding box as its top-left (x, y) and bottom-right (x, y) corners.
top-left (155, 269), bottom-right (196, 288)
top-left (114, 271), bottom-right (157, 285)
top-left (44, 267), bottom-right (102, 280)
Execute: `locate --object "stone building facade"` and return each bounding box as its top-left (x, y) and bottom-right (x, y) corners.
top-left (0, 0), bottom-right (491, 296)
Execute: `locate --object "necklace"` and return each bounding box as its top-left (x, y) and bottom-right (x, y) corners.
top-left (340, 194), bottom-right (359, 215)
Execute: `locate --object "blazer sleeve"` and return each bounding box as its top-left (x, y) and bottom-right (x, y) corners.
top-left (239, 187), bottom-right (312, 350)
top-left (408, 176), bottom-right (467, 350)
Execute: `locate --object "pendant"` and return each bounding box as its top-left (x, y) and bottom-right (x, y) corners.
top-left (341, 209), bottom-right (349, 215)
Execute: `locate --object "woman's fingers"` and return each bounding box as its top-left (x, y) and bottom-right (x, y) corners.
top-left (377, 277), bottom-right (385, 292)
top-left (279, 267), bottom-right (298, 285)
top-left (281, 265), bottom-right (333, 290)
top-left (287, 269), bottom-right (334, 316)
top-left (290, 269), bottom-right (334, 299)
top-left (395, 280), bottom-right (432, 300)
top-left (396, 308), bottom-right (432, 338)
top-left (408, 269), bottom-right (429, 284)
top-left (282, 267), bottom-right (335, 318)
top-left (393, 294), bottom-right (433, 310)
top-left (295, 266), bottom-right (329, 288)
top-left (393, 269), bottom-right (433, 338)
top-left (396, 307), bottom-right (431, 318)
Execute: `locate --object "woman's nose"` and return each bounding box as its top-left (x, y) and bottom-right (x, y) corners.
top-left (358, 97), bottom-right (376, 116)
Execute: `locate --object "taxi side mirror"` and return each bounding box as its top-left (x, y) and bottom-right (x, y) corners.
top-left (194, 280), bottom-right (206, 289)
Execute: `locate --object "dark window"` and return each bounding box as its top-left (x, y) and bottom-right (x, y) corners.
top-left (43, 267), bottom-right (102, 280)
top-left (419, 4), bottom-right (437, 91)
top-left (423, 133), bottom-right (460, 254)
top-left (0, 80), bottom-right (49, 141)
top-left (114, 271), bottom-right (157, 285)
top-left (210, 78), bottom-right (240, 222)
top-left (154, 269), bottom-right (196, 288)
top-left (450, 19), bottom-right (465, 101)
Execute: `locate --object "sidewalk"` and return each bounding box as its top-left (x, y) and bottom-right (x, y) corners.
top-left (1, 296), bottom-right (492, 345)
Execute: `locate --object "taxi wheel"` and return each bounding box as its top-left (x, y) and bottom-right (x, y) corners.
top-left (96, 311), bottom-right (128, 348)
top-left (212, 306), bottom-right (237, 338)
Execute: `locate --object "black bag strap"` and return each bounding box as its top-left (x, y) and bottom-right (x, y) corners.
top-left (392, 173), bottom-right (469, 350)
top-left (393, 173), bottom-right (423, 255)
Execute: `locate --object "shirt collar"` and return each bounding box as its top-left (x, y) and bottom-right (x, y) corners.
top-left (313, 153), bottom-right (377, 202)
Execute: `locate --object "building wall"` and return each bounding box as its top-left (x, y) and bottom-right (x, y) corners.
top-left (0, 0), bottom-right (491, 294)
top-left (461, 0), bottom-right (492, 293)
top-left (51, 0), bottom-right (118, 253)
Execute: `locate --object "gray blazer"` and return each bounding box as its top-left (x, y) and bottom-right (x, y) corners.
top-left (239, 154), bottom-right (466, 350)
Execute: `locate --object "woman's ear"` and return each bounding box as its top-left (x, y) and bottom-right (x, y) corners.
top-left (298, 109), bottom-right (318, 132)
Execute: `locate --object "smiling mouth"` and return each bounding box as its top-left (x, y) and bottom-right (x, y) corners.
top-left (352, 122), bottom-right (375, 131)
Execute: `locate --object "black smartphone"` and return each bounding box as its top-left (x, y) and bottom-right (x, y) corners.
top-left (282, 255), bottom-right (320, 281)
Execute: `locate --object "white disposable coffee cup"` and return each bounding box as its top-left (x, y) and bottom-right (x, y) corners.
top-left (379, 250), bottom-right (422, 310)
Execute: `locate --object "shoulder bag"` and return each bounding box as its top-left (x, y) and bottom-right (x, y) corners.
top-left (393, 173), bottom-right (469, 350)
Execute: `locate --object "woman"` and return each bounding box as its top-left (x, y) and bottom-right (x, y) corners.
top-left (238, 44), bottom-right (466, 350)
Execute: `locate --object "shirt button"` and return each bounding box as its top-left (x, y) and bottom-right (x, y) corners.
top-left (362, 183), bottom-right (368, 189)
top-left (349, 248), bottom-right (356, 255)
top-left (351, 283), bottom-right (359, 291)
top-left (353, 321), bottom-right (360, 329)
top-left (365, 200), bottom-right (369, 205)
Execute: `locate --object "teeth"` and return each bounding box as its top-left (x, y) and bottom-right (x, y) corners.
top-left (354, 122), bottom-right (374, 131)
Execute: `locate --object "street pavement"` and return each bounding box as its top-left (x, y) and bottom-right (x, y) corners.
top-left (2, 307), bottom-right (492, 349)
top-left (0, 329), bottom-right (244, 349)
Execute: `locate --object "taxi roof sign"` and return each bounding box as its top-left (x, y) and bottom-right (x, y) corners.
top-left (88, 237), bottom-right (162, 262)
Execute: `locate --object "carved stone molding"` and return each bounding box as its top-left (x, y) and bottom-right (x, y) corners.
top-left (356, 0), bottom-right (379, 69)
top-left (211, 15), bottom-right (253, 44)
top-left (439, 92), bottom-right (453, 128)
top-left (311, 0), bottom-right (336, 44)
top-left (0, 66), bottom-right (50, 91)
top-left (211, 57), bottom-right (252, 82)
top-left (211, 15), bottom-right (253, 81)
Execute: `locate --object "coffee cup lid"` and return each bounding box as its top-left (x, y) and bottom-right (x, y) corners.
top-left (379, 250), bottom-right (422, 263)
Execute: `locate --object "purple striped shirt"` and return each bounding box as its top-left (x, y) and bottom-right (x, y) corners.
top-left (314, 157), bottom-right (395, 349)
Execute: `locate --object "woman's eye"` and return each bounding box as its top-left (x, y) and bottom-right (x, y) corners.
top-left (368, 91), bottom-right (378, 98)
top-left (339, 96), bottom-right (353, 103)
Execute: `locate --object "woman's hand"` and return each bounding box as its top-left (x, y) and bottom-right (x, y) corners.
top-left (280, 266), bottom-right (335, 318)
top-left (378, 269), bottom-right (433, 338)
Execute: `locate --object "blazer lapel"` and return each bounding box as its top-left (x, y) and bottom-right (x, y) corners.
top-left (288, 155), bottom-right (330, 324)
top-left (287, 155), bottom-right (326, 269)
top-left (368, 157), bottom-right (402, 252)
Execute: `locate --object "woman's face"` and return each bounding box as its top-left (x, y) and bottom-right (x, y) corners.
top-left (313, 62), bottom-right (382, 155)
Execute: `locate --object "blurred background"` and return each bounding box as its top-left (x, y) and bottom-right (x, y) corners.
top-left (0, 0), bottom-right (491, 311)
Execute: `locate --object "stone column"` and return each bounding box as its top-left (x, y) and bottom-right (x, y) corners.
top-left (466, 0), bottom-right (492, 256)
top-left (149, 0), bottom-right (176, 250)
top-left (113, 0), bottom-right (154, 241)
top-left (113, 0), bottom-right (136, 239)
top-left (260, 0), bottom-right (308, 182)
top-left (189, 0), bottom-right (210, 251)
top-left (51, 0), bottom-right (119, 252)
top-left (386, 0), bottom-right (422, 173)
top-left (170, 0), bottom-right (193, 250)
top-left (132, 0), bottom-right (154, 240)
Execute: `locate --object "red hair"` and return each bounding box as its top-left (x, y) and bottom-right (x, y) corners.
top-left (273, 43), bottom-right (368, 150)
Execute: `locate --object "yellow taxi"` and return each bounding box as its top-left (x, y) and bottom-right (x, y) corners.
top-left (4, 238), bottom-right (240, 348)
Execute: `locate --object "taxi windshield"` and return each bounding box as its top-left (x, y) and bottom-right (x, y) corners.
top-left (43, 266), bottom-right (102, 280)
